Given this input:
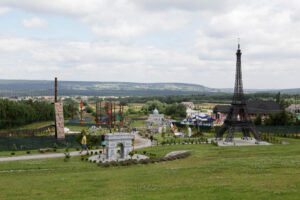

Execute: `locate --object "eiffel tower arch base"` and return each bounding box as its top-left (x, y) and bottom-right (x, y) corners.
top-left (216, 121), bottom-right (261, 143)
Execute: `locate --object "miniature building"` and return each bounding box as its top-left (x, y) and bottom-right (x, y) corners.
top-left (286, 104), bottom-right (300, 114)
top-left (214, 100), bottom-right (281, 124)
top-left (145, 108), bottom-right (166, 125)
top-left (181, 102), bottom-right (195, 109)
top-left (105, 133), bottom-right (134, 161)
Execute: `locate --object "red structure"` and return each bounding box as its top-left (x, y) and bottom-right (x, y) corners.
top-left (80, 102), bottom-right (83, 124)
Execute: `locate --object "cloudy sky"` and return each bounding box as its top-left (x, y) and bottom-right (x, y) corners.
top-left (0, 0), bottom-right (299, 89)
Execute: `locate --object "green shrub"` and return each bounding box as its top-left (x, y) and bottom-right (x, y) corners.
top-left (12, 144), bottom-right (17, 152)
top-left (11, 152), bottom-right (15, 156)
top-left (64, 152), bottom-right (71, 162)
top-left (139, 159), bottom-right (149, 165)
top-left (97, 161), bottom-right (102, 166)
top-left (119, 161), bottom-right (126, 166)
top-left (103, 162), bottom-right (110, 168)
top-left (110, 161), bottom-right (118, 167)
top-left (26, 150), bottom-right (31, 154)
top-left (131, 159), bottom-right (138, 165)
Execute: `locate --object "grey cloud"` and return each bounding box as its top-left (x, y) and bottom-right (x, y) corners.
top-left (133, 0), bottom-right (239, 12)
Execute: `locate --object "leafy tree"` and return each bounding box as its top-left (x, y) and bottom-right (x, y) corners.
top-left (275, 92), bottom-right (281, 104)
top-left (264, 111), bottom-right (294, 126)
top-left (85, 106), bottom-right (93, 113)
top-left (128, 105), bottom-right (137, 114)
top-left (0, 99), bottom-right (75, 129)
top-left (254, 114), bottom-right (262, 125)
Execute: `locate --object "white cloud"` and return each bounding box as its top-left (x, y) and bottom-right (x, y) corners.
top-left (0, 1), bottom-right (299, 89)
top-left (0, 7), bottom-right (10, 15)
top-left (22, 17), bottom-right (48, 28)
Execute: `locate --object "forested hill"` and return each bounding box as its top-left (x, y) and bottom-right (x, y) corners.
top-left (0, 79), bottom-right (299, 96)
top-left (0, 80), bottom-right (224, 96)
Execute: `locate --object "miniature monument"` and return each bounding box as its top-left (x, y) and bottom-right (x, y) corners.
top-left (105, 133), bottom-right (134, 160)
top-left (88, 132), bottom-right (149, 163)
top-left (55, 102), bottom-right (65, 139)
top-left (146, 108), bottom-right (165, 125)
top-left (187, 127), bottom-right (192, 137)
top-left (216, 44), bottom-right (261, 143)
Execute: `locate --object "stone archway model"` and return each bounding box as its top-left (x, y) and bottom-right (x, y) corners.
top-left (105, 133), bottom-right (134, 161)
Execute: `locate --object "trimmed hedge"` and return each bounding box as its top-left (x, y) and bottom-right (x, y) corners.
top-left (96, 151), bottom-right (191, 168)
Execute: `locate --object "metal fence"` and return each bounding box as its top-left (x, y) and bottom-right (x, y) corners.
top-left (256, 125), bottom-right (300, 134)
top-left (0, 125), bottom-right (54, 137)
top-left (214, 125), bottom-right (300, 134)
top-left (0, 134), bottom-right (81, 151)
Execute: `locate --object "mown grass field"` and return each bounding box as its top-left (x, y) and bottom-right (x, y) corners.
top-left (0, 138), bottom-right (299, 200)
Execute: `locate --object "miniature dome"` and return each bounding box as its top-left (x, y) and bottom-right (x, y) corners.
top-left (153, 108), bottom-right (159, 114)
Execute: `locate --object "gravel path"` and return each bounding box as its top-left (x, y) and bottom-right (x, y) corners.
top-left (0, 132), bottom-right (152, 162)
top-left (133, 131), bottom-right (152, 149)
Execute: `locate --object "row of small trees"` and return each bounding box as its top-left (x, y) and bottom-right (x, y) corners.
top-left (254, 111), bottom-right (300, 126)
top-left (0, 99), bottom-right (74, 129)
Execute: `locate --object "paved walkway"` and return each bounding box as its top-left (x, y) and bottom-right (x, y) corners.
top-left (133, 131), bottom-right (152, 149)
top-left (0, 132), bottom-right (152, 162)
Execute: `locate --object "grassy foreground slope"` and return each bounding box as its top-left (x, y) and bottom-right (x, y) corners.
top-left (0, 139), bottom-right (299, 200)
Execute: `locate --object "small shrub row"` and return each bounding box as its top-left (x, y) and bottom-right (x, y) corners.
top-left (86, 150), bottom-right (102, 156)
top-left (261, 134), bottom-right (283, 144)
top-left (264, 133), bottom-right (300, 140)
top-left (97, 152), bottom-right (191, 168)
top-left (211, 140), bottom-right (218, 146)
top-left (161, 138), bottom-right (207, 146)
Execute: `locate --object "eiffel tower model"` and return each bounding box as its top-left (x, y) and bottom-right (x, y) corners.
top-left (216, 44), bottom-right (261, 142)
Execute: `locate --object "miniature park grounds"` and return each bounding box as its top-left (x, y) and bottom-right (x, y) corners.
top-left (0, 46), bottom-right (299, 200)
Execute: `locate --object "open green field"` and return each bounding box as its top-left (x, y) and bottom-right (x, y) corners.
top-left (0, 138), bottom-right (299, 200)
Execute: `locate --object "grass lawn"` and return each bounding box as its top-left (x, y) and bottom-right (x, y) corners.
top-left (0, 138), bottom-right (299, 200)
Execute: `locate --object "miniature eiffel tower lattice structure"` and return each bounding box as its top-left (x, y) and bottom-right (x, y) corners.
top-left (216, 44), bottom-right (261, 142)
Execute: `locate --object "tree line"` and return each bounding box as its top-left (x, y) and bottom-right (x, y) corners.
top-left (0, 99), bottom-right (75, 129)
top-left (254, 111), bottom-right (300, 126)
top-left (127, 100), bottom-right (187, 118)
top-left (118, 93), bottom-right (300, 107)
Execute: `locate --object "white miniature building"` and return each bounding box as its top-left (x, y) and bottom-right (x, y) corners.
top-left (105, 133), bottom-right (134, 161)
top-left (146, 108), bottom-right (166, 125)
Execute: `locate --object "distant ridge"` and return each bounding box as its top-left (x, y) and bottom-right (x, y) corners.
top-left (0, 79), bottom-right (298, 96)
